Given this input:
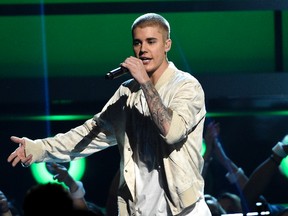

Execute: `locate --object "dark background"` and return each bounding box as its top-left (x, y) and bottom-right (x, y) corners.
top-left (1, 0), bottom-right (288, 212)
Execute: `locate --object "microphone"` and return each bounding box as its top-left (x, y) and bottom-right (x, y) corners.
top-left (105, 66), bottom-right (129, 80)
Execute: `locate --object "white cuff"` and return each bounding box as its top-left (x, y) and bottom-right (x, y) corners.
top-left (225, 168), bottom-right (244, 184)
top-left (70, 181), bottom-right (85, 199)
top-left (272, 142), bottom-right (287, 158)
top-left (282, 135), bottom-right (288, 145)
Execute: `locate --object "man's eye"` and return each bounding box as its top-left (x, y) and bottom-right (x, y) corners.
top-left (133, 41), bottom-right (141, 46)
top-left (148, 40), bottom-right (156, 44)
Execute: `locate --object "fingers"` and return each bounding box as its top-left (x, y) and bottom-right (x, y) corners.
top-left (8, 136), bottom-right (23, 160)
top-left (11, 155), bottom-right (21, 167)
top-left (10, 136), bottom-right (24, 144)
top-left (46, 162), bottom-right (68, 182)
top-left (53, 172), bottom-right (67, 182)
top-left (49, 162), bottom-right (61, 171)
top-left (8, 136), bottom-right (24, 164)
top-left (21, 156), bottom-right (32, 168)
top-left (52, 163), bottom-right (67, 172)
top-left (53, 174), bottom-right (60, 180)
top-left (46, 163), bottom-right (57, 175)
top-left (22, 154), bottom-right (32, 164)
top-left (7, 150), bottom-right (18, 163)
top-left (7, 151), bottom-right (32, 167)
top-left (8, 136), bottom-right (32, 167)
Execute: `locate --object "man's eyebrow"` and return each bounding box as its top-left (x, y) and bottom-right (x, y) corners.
top-left (133, 37), bottom-right (157, 40)
top-left (147, 37), bottom-right (157, 40)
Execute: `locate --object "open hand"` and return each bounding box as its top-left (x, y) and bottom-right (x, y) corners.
top-left (46, 162), bottom-right (69, 182)
top-left (7, 136), bottom-right (32, 167)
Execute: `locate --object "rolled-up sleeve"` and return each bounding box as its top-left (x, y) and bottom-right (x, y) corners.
top-left (161, 78), bottom-right (206, 145)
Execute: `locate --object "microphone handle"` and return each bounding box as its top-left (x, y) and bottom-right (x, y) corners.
top-left (105, 67), bottom-right (129, 80)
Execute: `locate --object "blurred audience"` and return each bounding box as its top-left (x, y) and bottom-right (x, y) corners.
top-left (22, 182), bottom-right (74, 216)
top-left (204, 194), bottom-right (226, 216)
top-left (0, 190), bottom-right (21, 216)
top-left (23, 181), bottom-right (104, 216)
top-left (203, 120), bottom-right (288, 215)
top-left (5, 120), bottom-right (288, 216)
top-left (1, 162), bottom-right (105, 216)
top-left (46, 162), bottom-right (105, 216)
top-left (217, 192), bottom-right (242, 214)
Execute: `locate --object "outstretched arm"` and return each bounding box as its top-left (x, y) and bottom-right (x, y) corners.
top-left (243, 136), bottom-right (288, 210)
top-left (202, 121), bottom-right (219, 178)
top-left (213, 137), bottom-right (249, 189)
top-left (46, 162), bottom-right (89, 211)
top-left (204, 122), bottom-right (288, 212)
top-left (7, 118), bottom-right (109, 168)
top-left (202, 121), bottom-right (249, 188)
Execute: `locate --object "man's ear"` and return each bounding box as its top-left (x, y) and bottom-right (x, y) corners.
top-left (165, 39), bottom-right (172, 52)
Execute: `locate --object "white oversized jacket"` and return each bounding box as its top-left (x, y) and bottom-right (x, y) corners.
top-left (24, 62), bottom-right (207, 215)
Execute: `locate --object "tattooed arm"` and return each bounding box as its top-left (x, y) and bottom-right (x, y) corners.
top-left (121, 56), bottom-right (173, 136)
top-left (141, 80), bottom-right (172, 136)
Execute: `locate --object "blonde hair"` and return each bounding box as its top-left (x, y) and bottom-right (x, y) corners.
top-left (131, 13), bottom-right (170, 40)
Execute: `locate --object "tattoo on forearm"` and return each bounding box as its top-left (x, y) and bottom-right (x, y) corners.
top-left (141, 81), bottom-right (172, 135)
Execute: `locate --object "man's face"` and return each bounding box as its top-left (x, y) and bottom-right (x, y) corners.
top-left (132, 26), bottom-right (171, 75)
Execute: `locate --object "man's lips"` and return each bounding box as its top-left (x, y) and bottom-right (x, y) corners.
top-left (140, 57), bottom-right (152, 64)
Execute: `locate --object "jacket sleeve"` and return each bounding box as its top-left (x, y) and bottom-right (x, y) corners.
top-left (162, 79), bottom-right (206, 145)
top-left (24, 118), bottom-right (117, 164)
